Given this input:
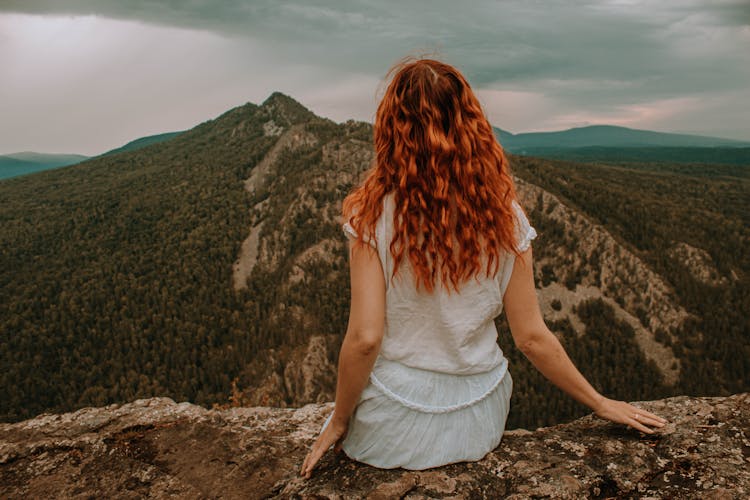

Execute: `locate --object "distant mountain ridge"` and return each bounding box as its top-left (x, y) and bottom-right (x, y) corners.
top-left (0, 131), bottom-right (186, 181)
top-left (97, 131), bottom-right (186, 157)
top-left (0, 152), bottom-right (89, 180)
top-left (494, 124), bottom-right (750, 150)
top-left (493, 124), bottom-right (750, 165)
top-left (4, 119), bottom-right (746, 182)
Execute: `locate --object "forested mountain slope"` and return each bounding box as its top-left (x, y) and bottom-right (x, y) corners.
top-left (1, 93), bottom-right (746, 430)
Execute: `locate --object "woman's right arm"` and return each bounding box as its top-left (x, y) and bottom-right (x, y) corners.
top-left (502, 245), bottom-right (668, 433)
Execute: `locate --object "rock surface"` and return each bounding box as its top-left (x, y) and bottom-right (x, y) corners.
top-left (1, 393), bottom-right (748, 499)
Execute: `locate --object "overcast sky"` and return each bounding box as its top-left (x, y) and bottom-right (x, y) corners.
top-left (1, 0), bottom-right (749, 156)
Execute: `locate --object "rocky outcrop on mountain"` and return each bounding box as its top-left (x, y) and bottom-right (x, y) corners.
top-left (231, 102), bottom-right (372, 318)
top-left (233, 98), bottom-right (325, 290)
top-left (1, 392), bottom-right (747, 499)
top-left (668, 241), bottom-right (731, 286)
top-left (230, 334), bottom-right (339, 408)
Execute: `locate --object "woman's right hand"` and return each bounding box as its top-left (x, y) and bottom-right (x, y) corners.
top-left (592, 396), bottom-right (668, 434)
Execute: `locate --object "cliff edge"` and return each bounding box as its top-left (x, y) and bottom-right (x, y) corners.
top-left (1, 393), bottom-right (748, 499)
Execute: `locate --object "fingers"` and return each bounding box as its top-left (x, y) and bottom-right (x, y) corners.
top-left (627, 405), bottom-right (668, 434)
top-left (300, 433), bottom-right (336, 478)
top-left (299, 421), bottom-right (349, 478)
top-left (636, 413), bottom-right (665, 428)
top-left (595, 398), bottom-right (670, 435)
top-left (302, 448), bottom-right (323, 479)
top-left (301, 446), bottom-right (323, 479)
top-left (300, 451), bottom-right (311, 477)
top-left (640, 409), bottom-right (668, 424)
top-left (630, 405), bottom-right (668, 425)
top-left (627, 415), bottom-right (656, 434)
top-left (300, 441), bottom-right (321, 479)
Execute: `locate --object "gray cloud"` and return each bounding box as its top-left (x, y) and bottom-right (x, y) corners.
top-left (1, 0), bottom-right (748, 154)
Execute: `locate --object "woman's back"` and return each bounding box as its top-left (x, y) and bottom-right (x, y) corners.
top-left (345, 191), bottom-right (537, 376)
top-left (336, 191), bottom-right (537, 470)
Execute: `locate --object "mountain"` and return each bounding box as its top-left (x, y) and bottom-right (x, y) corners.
top-left (494, 124), bottom-right (750, 149)
top-left (0, 152), bottom-right (89, 180)
top-left (0, 131), bottom-right (186, 181)
top-left (493, 125), bottom-right (750, 164)
top-left (97, 131), bottom-right (186, 157)
top-left (0, 91), bottom-right (746, 429)
top-left (2, 393), bottom-right (747, 498)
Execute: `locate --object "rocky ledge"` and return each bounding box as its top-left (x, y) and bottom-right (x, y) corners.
top-left (1, 393), bottom-right (748, 499)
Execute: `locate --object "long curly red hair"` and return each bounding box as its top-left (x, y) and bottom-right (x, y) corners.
top-left (342, 56), bottom-right (525, 294)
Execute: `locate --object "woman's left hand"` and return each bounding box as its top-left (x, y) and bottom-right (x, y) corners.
top-left (300, 413), bottom-right (349, 479)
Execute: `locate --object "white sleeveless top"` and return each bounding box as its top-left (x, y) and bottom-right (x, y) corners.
top-left (342, 192), bottom-right (538, 376)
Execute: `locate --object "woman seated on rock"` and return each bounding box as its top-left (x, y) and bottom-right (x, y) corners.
top-left (300, 56), bottom-right (668, 478)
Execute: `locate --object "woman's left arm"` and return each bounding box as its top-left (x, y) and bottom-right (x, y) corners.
top-left (300, 237), bottom-right (386, 478)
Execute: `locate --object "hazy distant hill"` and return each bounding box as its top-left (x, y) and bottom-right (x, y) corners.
top-left (494, 125), bottom-right (750, 164)
top-left (98, 131), bottom-right (185, 157)
top-left (0, 131), bottom-right (185, 181)
top-left (495, 124), bottom-right (749, 149)
top-left (0, 152), bottom-right (89, 180)
top-left (0, 93), bottom-right (746, 429)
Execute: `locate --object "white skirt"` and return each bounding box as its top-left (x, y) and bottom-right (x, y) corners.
top-left (320, 355), bottom-right (513, 470)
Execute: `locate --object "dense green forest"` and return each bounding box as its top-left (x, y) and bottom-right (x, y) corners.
top-left (0, 94), bottom-right (318, 421)
top-left (1, 94), bottom-right (747, 429)
top-left (508, 154), bottom-right (749, 399)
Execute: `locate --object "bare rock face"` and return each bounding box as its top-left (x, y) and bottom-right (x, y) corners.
top-left (231, 334), bottom-right (339, 408)
top-left (1, 393), bottom-right (748, 499)
top-left (668, 242), bottom-right (730, 286)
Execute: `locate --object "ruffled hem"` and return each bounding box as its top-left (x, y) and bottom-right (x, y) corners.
top-left (367, 356), bottom-right (508, 412)
top-left (320, 356), bottom-right (513, 470)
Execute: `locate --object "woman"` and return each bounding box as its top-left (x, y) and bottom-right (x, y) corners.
top-left (300, 56), bottom-right (667, 478)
